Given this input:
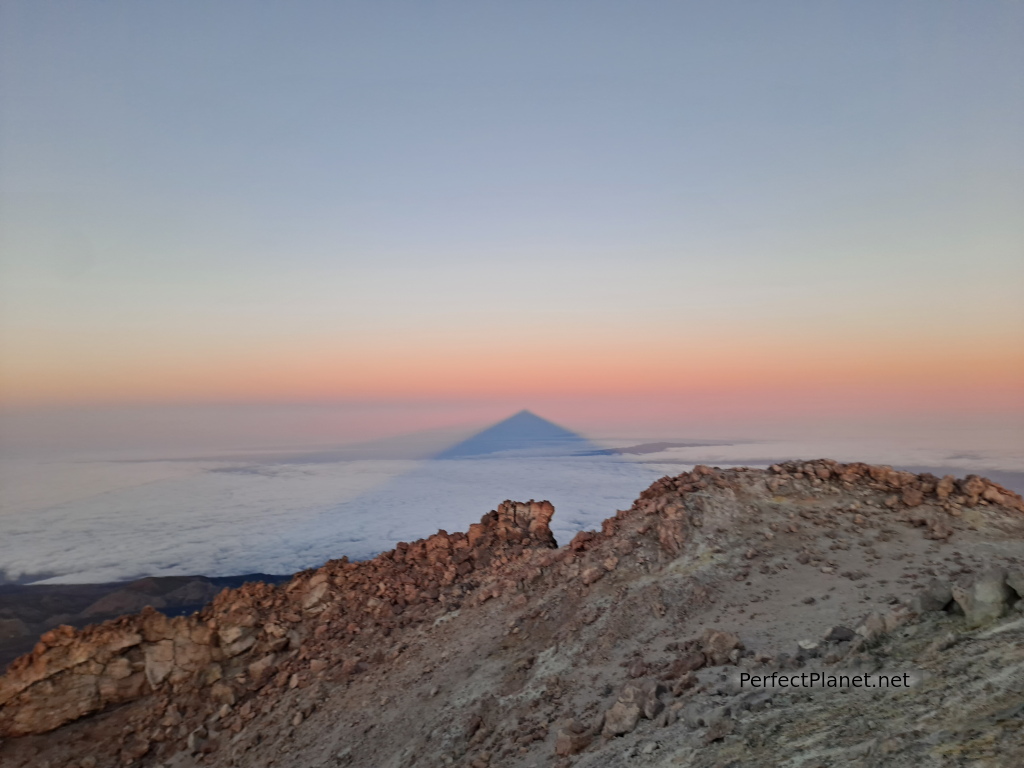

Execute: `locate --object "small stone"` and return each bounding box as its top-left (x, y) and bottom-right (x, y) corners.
top-left (702, 629), bottom-right (742, 666)
top-left (627, 660), bottom-right (647, 678)
top-left (119, 734), bottom-right (151, 763)
top-left (671, 672), bottom-right (697, 696)
top-left (703, 716), bottom-right (734, 744)
top-left (248, 653), bottom-right (277, 682)
top-left (669, 651), bottom-right (706, 677)
top-left (654, 708), bottom-right (677, 727)
top-left (554, 720), bottom-right (592, 755)
top-left (825, 626), bottom-right (857, 643)
top-left (602, 700), bottom-right (641, 737)
top-left (186, 727), bottom-right (208, 754)
top-left (911, 580), bottom-right (953, 613)
top-left (883, 606), bottom-right (911, 632)
top-left (857, 613), bottom-right (886, 643)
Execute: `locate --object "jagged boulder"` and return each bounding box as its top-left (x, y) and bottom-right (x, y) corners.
top-left (602, 699), bottom-right (642, 737)
top-left (602, 680), bottom-right (666, 737)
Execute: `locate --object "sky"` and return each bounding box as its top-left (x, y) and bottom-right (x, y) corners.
top-left (1, 1), bottom-right (1022, 443)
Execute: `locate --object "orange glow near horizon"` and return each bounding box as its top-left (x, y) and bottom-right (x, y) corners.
top-left (3, 2), bottom-right (1023, 439)
top-left (3, 324), bottom-right (1021, 417)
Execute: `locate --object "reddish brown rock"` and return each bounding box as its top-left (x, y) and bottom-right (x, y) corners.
top-left (936, 475), bottom-right (956, 500)
top-left (901, 487), bottom-right (924, 507)
top-left (554, 720), bottom-right (593, 755)
top-left (960, 476), bottom-right (986, 505)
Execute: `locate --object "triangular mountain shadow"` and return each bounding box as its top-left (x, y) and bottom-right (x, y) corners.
top-left (260, 410), bottom-right (662, 566)
top-left (435, 410), bottom-right (594, 459)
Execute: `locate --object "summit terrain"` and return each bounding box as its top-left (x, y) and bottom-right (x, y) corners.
top-left (1, 460), bottom-right (1023, 767)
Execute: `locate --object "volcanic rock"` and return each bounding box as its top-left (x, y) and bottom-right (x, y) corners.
top-left (1, 461), bottom-right (1022, 768)
top-left (951, 568), bottom-right (1014, 628)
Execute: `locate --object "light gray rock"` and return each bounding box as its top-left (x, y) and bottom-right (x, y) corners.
top-left (615, 679), bottom-right (666, 723)
top-left (143, 640), bottom-right (175, 687)
top-left (951, 568), bottom-right (1013, 628)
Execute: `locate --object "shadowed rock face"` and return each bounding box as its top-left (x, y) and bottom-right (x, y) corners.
top-left (0, 462), bottom-right (1022, 768)
top-left (0, 574), bottom-right (290, 671)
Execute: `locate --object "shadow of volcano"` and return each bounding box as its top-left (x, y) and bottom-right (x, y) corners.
top-left (434, 410), bottom-right (595, 459)
top-left (270, 412), bottom-right (661, 567)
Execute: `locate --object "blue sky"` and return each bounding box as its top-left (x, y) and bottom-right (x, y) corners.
top-left (0, 1), bottom-right (1021, 416)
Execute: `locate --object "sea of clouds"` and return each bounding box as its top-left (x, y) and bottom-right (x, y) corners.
top-left (1, 433), bottom-right (1021, 585)
top-left (0, 452), bottom-right (669, 584)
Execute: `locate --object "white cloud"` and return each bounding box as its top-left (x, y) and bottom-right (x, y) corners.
top-left (1, 434), bottom-right (1020, 585)
top-left (0, 454), bottom-right (663, 584)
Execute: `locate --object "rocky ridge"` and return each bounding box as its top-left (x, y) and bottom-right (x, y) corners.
top-left (0, 575), bottom-right (292, 671)
top-left (1, 461), bottom-right (1023, 767)
top-left (0, 500), bottom-right (557, 739)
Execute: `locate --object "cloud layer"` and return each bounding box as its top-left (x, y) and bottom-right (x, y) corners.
top-left (0, 453), bottom-right (664, 584)
top-left (1, 433), bottom-right (1020, 585)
